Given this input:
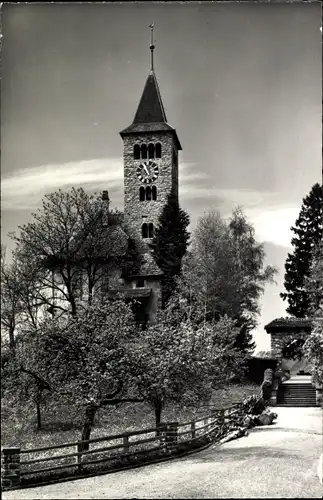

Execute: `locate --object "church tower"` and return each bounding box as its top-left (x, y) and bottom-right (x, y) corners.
top-left (120, 25), bottom-right (182, 242)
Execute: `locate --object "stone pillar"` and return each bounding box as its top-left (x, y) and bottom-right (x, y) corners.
top-left (270, 380), bottom-right (279, 406)
top-left (1, 447), bottom-right (21, 490)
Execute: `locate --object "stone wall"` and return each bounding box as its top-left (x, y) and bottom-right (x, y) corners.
top-left (270, 329), bottom-right (310, 360)
top-left (123, 132), bottom-right (179, 241)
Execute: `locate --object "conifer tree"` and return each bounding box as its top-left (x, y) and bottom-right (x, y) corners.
top-left (280, 183), bottom-right (323, 318)
top-left (150, 193), bottom-right (190, 307)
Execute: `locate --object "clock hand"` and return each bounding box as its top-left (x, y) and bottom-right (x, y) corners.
top-left (144, 164), bottom-right (149, 175)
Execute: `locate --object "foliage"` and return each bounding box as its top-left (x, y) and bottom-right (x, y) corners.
top-left (281, 336), bottom-right (307, 361)
top-left (246, 357), bottom-right (278, 385)
top-left (1, 246), bottom-right (41, 348)
top-left (9, 188), bottom-right (137, 319)
top-left (281, 183), bottom-right (323, 318)
top-left (176, 207), bottom-right (277, 355)
top-left (129, 309), bottom-right (245, 426)
top-left (150, 193), bottom-right (190, 307)
top-left (2, 299), bottom-right (142, 442)
top-left (303, 320), bottom-right (323, 385)
top-left (304, 241), bottom-right (323, 317)
top-left (241, 394), bottom-right (268, 415)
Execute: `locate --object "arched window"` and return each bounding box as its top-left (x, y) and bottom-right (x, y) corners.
top-left (146, 186), bottom-right (152, 201)
top-left (155, 142), bottom-right (162, 159)
top-left (139, 187), bottom-right (145, 201)
top-left (152, 186), bottom-right (157, 201)
top-left (141, 144), bottom-right (148, 159)
top-left (142, 223), bottom-right (148, 239)
top-left (148, 143), bottom-right (155, 159)
top-left (134, 144), bottom-right (140, 160)
top-left (148, 223), bottom-right (154, 238)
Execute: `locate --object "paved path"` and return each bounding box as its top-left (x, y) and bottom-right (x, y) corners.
top-left (4, 407), bottom-right (323, 499)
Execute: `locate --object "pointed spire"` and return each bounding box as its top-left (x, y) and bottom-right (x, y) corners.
top-left (120, 25), bottom-right (182, 150)
top-left (132, 24), bottom-right (167, 124)
top-left (149, 23), bottom-right (155, 72)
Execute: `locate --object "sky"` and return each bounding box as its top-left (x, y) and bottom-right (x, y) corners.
top-left (1, 2), bottom-right (322, 352)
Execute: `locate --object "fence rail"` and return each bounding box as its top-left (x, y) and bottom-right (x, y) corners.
top-left (1, 403), bottom-right (244, 490)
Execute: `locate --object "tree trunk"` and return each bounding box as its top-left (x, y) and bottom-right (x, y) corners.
top-left (9, 323), bottom-right (15, 350)
top-left (154, 402), bottom-right (163, 435)
top-left (35, 386), bottom-right (42, 431)
top-left (36, 400), bottom-right (42, 431)
top-left (80, 403), bottom-right (98, 452)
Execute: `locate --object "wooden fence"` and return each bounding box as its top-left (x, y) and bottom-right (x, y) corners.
top-left (1, 403), bottom-right (243, 490)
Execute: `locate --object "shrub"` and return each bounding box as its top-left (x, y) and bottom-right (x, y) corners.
top-left (246, 357), bottom-right (278, 384)
top-left (241, 394), bottom-right (268, 415)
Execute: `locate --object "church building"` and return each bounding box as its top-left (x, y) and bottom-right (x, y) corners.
top-left (107, 26), bottom-right (182, 324)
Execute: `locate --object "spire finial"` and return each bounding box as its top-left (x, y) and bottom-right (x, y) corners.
top-left (149, 23), bottom-right (155, 72)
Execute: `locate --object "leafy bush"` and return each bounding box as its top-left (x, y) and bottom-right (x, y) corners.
top-left (241, 394), bottom-right (268, 415)
top-left (246, 357), bottom-right (278, 384)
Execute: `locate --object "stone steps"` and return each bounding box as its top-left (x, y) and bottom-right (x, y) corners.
top-left (277, 383), bottom-right (317, 407)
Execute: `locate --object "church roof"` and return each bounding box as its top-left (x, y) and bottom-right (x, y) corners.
top-left (107, 288), bottom-right (152, 300)
top-left (120, 71), bottom-right (182, 150)
top-left (134, 71), bottom-right (167, 124)
top-left (127, 248), bottom-right (163, 278)
top-left (265, 317), bottom-right (313, 333)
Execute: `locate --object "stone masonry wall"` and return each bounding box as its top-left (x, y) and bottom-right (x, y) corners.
top-left (270, 330), bottom-right (310, 360)
top-left (123, 132), bottom-right (179, 241)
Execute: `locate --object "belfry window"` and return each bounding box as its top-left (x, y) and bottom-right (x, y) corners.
top-left (134, 143), bottom-right (162, 160)
top-left (142, 223), bottom-right (154, 239)
top-left (148, 143), bottom-right (155, 159)
top-left (142, 223), bottom-right (148, 239)
top-left (139, 186), bottom-right (157, 201)
top-left (134, 144), bottom-right (140, 160)
top-left (141, 144), bottom-right (148, 159)
top-left (155, 143), bottom-right (162, 159)
top-left (146, 186), bottom-right (152, 201)
top-left (148, 223), bottom-right (154, 238)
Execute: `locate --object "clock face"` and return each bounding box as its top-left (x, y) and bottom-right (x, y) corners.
top-left (136, 160), bottom-right (159, 183)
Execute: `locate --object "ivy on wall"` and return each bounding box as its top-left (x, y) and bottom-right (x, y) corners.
top-left (281, 336), bottom-right (307, 361)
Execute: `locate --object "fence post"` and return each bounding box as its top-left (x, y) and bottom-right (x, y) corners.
top-left (76, 442), bottom-right (83, 472)
top-left (123, 434), bottom-right (129, 454)
top-left (204, 418), bottom-right (209, 433)
top-left (1, 447), bottom-right (21, 490)
top-left (165, 422), bottom-right (178, 452)
top-left (190, 421), bottom-right (196, 439)
top-left (157, 423), bottom-right (167, 449)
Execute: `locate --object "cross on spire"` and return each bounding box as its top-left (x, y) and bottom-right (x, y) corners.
top-left (149, 23), bottom-right (155, 72)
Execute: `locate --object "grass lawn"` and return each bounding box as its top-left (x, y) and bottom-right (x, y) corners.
top-left (1, 382), bottom-right (259, 451)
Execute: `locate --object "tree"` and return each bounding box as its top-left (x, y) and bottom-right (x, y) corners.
top-left (15, 299), bottom-right (143, 445)
top-left (9, 188), bottom-right (139, 319)
top-left (150, 193), bottom-right (190, 307)
top-left (1, 246), bottom-right (23, 349)
top-left (280, 183), bottom-right (323, 318)
top-left (303, 320), bottom-right (323, 385)
top-left (1, 246), bottom-right (41, 349)
top-left (177, 208), bottom-right (277, 355)
top-left (130, 306), bottom-right (244, 426)
top-left (304, 241), bottom-right (323, 317)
